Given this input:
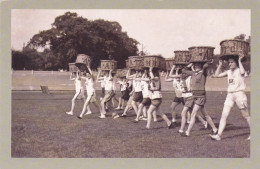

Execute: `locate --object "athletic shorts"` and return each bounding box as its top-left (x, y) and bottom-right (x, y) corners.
top-left (193, 95), bottom-right (206, 106)
top-left (224, 91), bottom-right (248, 109)
top-left (173, 96), bottom-right (184, 104)
top-left (127, 95), bottom-right (134, 106)
top-left (103, 90), bottom-right (115, 103)
top-left (151, 98), bottom-right (162, 108)
top-left (133, 91), bottom-right (143, 103)
top-left (183, 96), bottom-right (194, 108)
top-left (76, 89), bottom-right (85, 99)
top-left (142, 97), bottom-right (151, 106)
top-left (101, 87), bottom-right (105, 98)
top-left (121, 90), bottom-right (130, 100)
top-left (86, 91), bottom-right (97, 103)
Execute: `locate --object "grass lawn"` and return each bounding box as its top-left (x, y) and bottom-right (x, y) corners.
top-left (11, 91), bottom-right (250, 158)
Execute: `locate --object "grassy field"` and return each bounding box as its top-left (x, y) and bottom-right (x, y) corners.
top-left (11, 91), bottom-right (250, 158)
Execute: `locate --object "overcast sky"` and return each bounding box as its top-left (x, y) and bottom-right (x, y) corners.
top-left (11, 9), bottom-right (250, 58)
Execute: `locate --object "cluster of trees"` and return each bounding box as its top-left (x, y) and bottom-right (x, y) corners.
top-left (11, 12), bottom-right (251, 73)
top-left (12, 12), bottom-right (139, 70)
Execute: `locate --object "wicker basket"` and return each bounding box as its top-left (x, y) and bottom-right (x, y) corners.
top-left (75, 54), bottom-right (91, 70)
top-left (165, 58), bottom-right (175, 70)
top-left (68, 63), bottom-right (78, 72)
top-left (188, 46), bottom-right (215, 63)
top-left (128, 56), bottom-right (144, 70)
top-left (220, 39), bottom-right (249, 61)
top-left (100, 60), bottom-right (117, 70)
top-left (143, 55), bottom-right (164, 68)
top-left (174, 50), bottom-right (190, 64)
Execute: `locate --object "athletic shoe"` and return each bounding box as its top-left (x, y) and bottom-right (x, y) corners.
top-left (181, 131), bottom-right (190, 137)
top-left (247, 136), bottom-right (250, 140)
top-left (168, 122), bottom-right (174, 129)
top-left (133, 118), bottom-right (139, 123)
top-left (172, 119), bottom-right (177, 123)
top-left (210, 134), bottom-right (221, 141)
top-left (187, 121), bottom-right (190, 124)
top-left (66, 111), bottom-right (73, 115)
top-left (98, 115), bottom-right (106, 119)
top-left (115, 107), bottom-right (121, 110)
top-left (113, 115), bottom-right (120, 119)
top-left (84, 111), bottom-right (92, 115)
top-left (204, 122), bottom-right (208, 129)
top-left (121, 113), bottom-right (127, 117)
top-left (154, 119), bottom-right (158, 122)
top-left (178, 130), bottom-right (185, 136)
top-left (211, 129), bottom-right (218, 135)
top-left (77, 116), bottom-right (83, 119)
top-left (141, 117), bottom-right (147, 121)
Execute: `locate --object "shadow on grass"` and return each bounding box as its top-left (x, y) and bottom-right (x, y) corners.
top-left (222, 132), bottom-right (250, 140)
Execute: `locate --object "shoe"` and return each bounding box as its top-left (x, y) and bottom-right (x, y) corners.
top-left (115, 107), bottom-right (120, 110)
top-left (84, 111), bottom-right (92, 115)
top-left (247, 136), bottom-right (250, 140)
top-left (77, 116), bottom-right (82, 119)
top-left (133, 118), bottom-right (139, 123)
top-left (98, 115), bottom-right (106, 119)
top-left (204, 122), bottom-right (208, 129)
top-left (210, 134), bottom-right (221, 141)
top-left (113, 115), bottom-right (120, 119)
top-left (211, 129), bottom-right (218, 135)
top-left (181, 131), bottom-right (189, 137)
top-left (187, 121), bottom-right (190, 124)
top-left (178, 130), bottom-right (185, 136)
top-left (141, 117), bottom-right (147, 121)
top-left (168, 122), bottom-right (174, 129)
top-left (121, 113), bottom-right (127, 117)
top-left (66, 111), bottom-right (73, 115)
top-left (139, 115), bottom-right (144, 120)
top-left (154, 119), bottom-right (158, 122)
top-left (172, 119), bottom-right (177, 123)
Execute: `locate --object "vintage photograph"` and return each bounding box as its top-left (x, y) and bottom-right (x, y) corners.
top-left (11, 9), bottom-right (250, 158)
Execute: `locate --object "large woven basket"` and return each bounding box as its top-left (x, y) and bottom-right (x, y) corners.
top-left (128, 56), bottom-right (144, 70)
top-left (220, 39), bottom-right (249, 61)
top-left (68, 63), bottom-right (78, 72)
top-left (75, 54), bottom-right (91, 70)
top-left (174, 50), bottom-right (190, 64)
top-left (188, 46), bottom-right (215, 63)
top-left (143, 55), bottom-right (164, 69)
top-left (165, 58), bottom-right (175, 70)
top-left (100, 60), bottom-right (117, 70)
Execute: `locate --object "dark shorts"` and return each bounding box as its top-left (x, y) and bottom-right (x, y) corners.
top-left (142, 97), bottom-right (151, 106)
top-left (183, 96), bottom-right (194, 108)
top-left (103, 90), bottom-right (115, 103)
top-left (133, 91), bottom-right (143, 103)
top-left (173, 96), bottom-right (184, 104)
top-left (193, 95), bottom-right (206, 106)
top-left (101, 88), bottom-right (105, 97)
top-left (151, 98), bottom-right (162, 108)
top-left (121, 90), bottom-right (130, 100)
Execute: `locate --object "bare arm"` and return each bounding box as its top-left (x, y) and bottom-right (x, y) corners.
top-left (212, 60), bottom-right (227, 78)
top-left (96, 69), bottom-right (104, 81)
top-left (238, 53), bottom-right (245, 75)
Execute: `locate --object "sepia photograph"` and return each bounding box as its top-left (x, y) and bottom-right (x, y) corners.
top-left (10, 9), bottom-right (251, 158)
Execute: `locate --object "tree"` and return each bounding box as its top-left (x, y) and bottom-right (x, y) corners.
top-left (27, 12), bottom-right (139, 70)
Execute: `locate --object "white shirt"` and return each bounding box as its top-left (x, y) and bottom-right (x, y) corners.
top-left (75, 78), bottom-right (85, 91)
top-left (85, 78), bottom-right (95, 94)
top-left (182, 76), bottom-right (192, 98)
top-left (227, 68), bottom-right (246, 93)
top-left (104, 76), bottom-right (114, 91)
top-left (149, 80), bottom-right (162, 99)
top-left (133, 79), bottom-right (142, 92)
top-left (173, 79), bottom-right (183, 98)
top-left (100, 80), bottom-right (105, 88)
top-left (141, 80), bottom-right (151, 98)
top-left (119, 81), bottom-right (128, 91)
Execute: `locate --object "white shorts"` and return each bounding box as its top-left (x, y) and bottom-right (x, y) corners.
top-left (224, 91), bottom-right (248, 109)
top-left (86, 91), bottom-right (96, 103)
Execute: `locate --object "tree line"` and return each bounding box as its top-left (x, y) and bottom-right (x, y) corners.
top-left (11, 12), bottom-right (250, 74)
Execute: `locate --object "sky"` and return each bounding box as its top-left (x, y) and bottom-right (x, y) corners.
top-left (11, 9), bottom-right (250, 58)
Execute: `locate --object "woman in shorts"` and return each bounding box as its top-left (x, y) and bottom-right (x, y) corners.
top-left (210, 54), bottom-right (250, 141)
top-left (77, 66), bottom-right (102, 119)
top-left (146, 67), bottom-right (172, 129)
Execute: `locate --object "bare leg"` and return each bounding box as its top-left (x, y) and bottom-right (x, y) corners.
top-left (170, 102), bottom-right (179, 122)
top-left (186, 104), bottom-right (201, 135)
top-left (131, 100), bottom-right (139, 115)
top-left (200, 107), bottom-right (217, 132)
top-left (152, 109), bottom-right (157, 121)
top-left (217, 105), bottom-right (232, 136)
top-left (158, 107), bottom-right (172, 127)
top-left (136, 103), bottom-right (144, 121)
top-left (67, 91), bottom-right (80, 114)
top-left (146, 105), bottom-right (157, 129)
top-left (179, 106), bottom-right (189, 132)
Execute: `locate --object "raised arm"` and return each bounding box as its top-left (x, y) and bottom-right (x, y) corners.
top-left (182, 64), bottom-right (193, 76)
top-left (165, 70), bottom-right (173, 82)
top-left (69, 72), bottom-right (76, 81)
top-left (212, 59), bottom-right (227, 78)
top-left (238, 53), bottom-right (246, 75)
top-left (96, 69), bottom-right (104, 81)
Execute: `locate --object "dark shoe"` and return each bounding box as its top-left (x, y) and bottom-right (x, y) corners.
top-left (211, 129), bottom-right (218, 135)
top-left (168, 122), bottom-right (175, 129)
top-left (77, 116), bottom-right (82, 119)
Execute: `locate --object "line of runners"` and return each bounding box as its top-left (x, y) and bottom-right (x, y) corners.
top-left (66, 53), bottom-right (250, 141)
